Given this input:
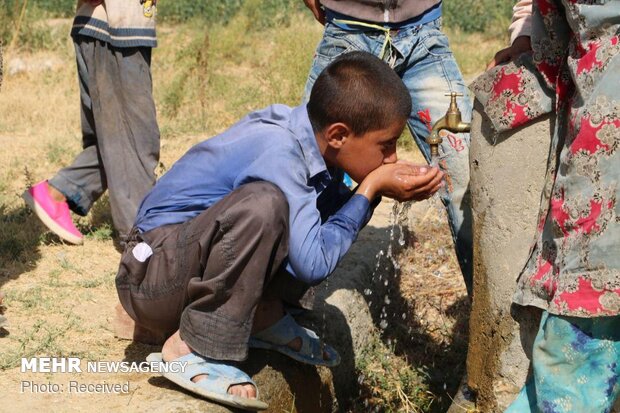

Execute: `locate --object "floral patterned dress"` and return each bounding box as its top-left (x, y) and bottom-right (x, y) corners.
top-left (471, 0), bottom-right (620, 318)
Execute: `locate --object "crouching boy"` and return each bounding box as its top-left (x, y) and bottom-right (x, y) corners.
top-left (115, 51), bottom-right (443, 410)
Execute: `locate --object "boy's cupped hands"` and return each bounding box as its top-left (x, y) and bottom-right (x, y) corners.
top-left (357, 161), bottom-right (444, 203)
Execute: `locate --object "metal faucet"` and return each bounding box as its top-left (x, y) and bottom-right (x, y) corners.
top-left (426, 92), bottom-right (471, 158)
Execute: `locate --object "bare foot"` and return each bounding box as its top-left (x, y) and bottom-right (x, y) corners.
top-left (113, 303), bottom-right (168, 345)
top-left (252, 299), bottom-right (331, 361)
top-left (161, 331), bottom-right (257, 399)
top-left (47, 183), bottom-right (67, 203)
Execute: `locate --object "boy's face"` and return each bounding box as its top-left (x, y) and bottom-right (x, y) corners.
top-left (333, 119), bottom-right (405, 183)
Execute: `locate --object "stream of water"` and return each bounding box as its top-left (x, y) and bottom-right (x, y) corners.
top-left (350, 157), bottom-right (451, 395)
top-left (365, 154), bottom-right (449, 331)
top-left (430, 154), bottom-right (448, 199)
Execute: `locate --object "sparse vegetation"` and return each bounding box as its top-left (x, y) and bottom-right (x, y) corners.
top-left (355, 335), bottom-right (434, 412)
top-left (0, 312), bottom-right (82, 370)
top-left (1, 0), bottom-right (514, 45)
top-left (443, 0), bottom-right (514, 35)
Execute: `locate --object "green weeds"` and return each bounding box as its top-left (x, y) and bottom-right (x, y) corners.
top-left (0, 311), bottom-right (80, 370)
top-left (0, 0), bottom-right (67, 51)
top-left (0, 203), bottom-right (40, 262)
top-left (86, 224), bottom-right (113, 242)
top-left (45, 140), bottom-right (75, 166)
top-left (2, 0), bottom-right (514, 51)
top-left (355, 336), bottom-right (434, 413)
top-left (443, 0), bottom-right (514, 35)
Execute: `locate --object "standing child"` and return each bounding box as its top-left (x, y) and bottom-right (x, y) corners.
top-left (472, 0), bottom-right (620, 411)
top-left (116, 51), bottom-right (444, 410)
top-left (23, 0), bottom-right (160, 247)
top-left (302, 0), bottom-right (474, 294)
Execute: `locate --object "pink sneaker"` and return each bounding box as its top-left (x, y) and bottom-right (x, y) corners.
top-left (22, 181), bottom-right (84, 245)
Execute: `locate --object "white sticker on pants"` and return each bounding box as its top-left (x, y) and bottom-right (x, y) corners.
top-left (132, 242), bottom-right (153, 262)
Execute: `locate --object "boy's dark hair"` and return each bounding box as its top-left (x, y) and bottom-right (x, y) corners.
top-left (307, 51), bottom-right (412, 135)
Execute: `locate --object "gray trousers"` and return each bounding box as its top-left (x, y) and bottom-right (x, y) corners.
top-left (116, 182), bottom-right (312, 361)
top-left (49, 36), bottom-right (160, 239)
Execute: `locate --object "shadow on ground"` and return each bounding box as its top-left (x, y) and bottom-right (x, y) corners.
top-left (0, 193), bottom-right (117, 290)
top-left (0, 203), bottom-right (44, 289)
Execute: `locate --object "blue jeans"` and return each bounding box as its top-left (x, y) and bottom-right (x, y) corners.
top-left (303, 18), bottom-right (473, 292)
top-left (505, 312), bottom-right (620, 413)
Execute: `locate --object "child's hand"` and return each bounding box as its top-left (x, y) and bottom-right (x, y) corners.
top-left (486, 36), bottom-right (532, 70)
top-left (357, 163), bottom-right (444, 202)
top-left (303, 0), bottom-right (326, 25)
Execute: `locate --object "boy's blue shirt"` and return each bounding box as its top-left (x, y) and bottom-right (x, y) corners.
top-left (135, 104), bottom-right (374, 284)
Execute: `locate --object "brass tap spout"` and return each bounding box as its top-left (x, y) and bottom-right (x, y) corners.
top-left (426, 92), bottom-right (471, 158)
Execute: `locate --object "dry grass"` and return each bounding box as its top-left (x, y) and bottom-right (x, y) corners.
top-left (397, 197), bottom-right (470, 412)
top-left (446, 28), bottom-right (507, 80)
top-left (349, 185), bottom-right (470, 412)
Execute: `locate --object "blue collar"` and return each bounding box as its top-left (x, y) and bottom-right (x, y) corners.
top-left (288, 105), bottom-right (332, 186)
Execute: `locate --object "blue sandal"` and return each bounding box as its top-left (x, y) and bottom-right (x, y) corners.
top-left (249, 313), bottom-right (340, 367)
top-left (146, 352), bottom-right (268, 411)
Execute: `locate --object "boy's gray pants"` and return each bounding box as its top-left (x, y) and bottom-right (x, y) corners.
top-left (49, 36), bottom-right (160, 240)
top-left (116, 182), bottom-right (313, 361)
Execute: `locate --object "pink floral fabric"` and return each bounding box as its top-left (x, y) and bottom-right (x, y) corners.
top-left (471, 0), bottom-right (620, 317)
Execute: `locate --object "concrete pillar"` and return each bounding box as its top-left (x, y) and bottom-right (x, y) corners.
top-left (466, 100), bottom-right (553, 412)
